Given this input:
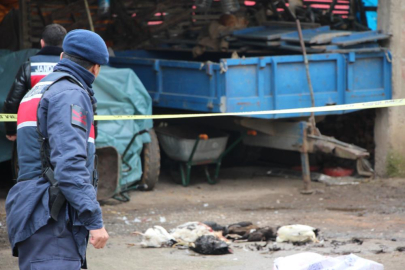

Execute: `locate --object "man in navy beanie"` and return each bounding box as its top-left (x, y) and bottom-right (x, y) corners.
top-left (6, 29), bottom-right (109, 270)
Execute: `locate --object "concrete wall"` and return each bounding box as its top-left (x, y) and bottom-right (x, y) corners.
top-left (375, 0), bottom-right (405, 176)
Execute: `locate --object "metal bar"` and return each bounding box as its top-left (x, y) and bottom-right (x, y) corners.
top-left (188, 137), bottom-right (201, 164)
top-left (186, 164), bottom-right (192, 186)
top-left (83, 0), bottom-right (94, 32)
top-left (299, 123), bottom-right (313, 194)
top-left (296, 19), bottom-right (317, 135)
top-left (300, 152), bottom-right (311, 192)
top-left (180, 163), bottom-right (187, 187)
top-left (217, 134), bottom-right (245, 162)
top-left (205, 166), bottom-right (216, 184)
top-left (214, 162), bottom-right (221, 179)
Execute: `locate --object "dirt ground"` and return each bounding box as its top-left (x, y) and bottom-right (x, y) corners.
top-left (1, 166), bottom-right (405, 269)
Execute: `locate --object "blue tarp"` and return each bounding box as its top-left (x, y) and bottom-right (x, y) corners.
top-left (93, 66), bottom-right (153, 188)
top-left (0, 49), bottom-right (39, 163)
top-left (363, 0), bottom-right (378, 30)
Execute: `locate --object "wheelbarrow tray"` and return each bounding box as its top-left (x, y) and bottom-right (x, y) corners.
top-left (156, 126), bottom-right (229, 163)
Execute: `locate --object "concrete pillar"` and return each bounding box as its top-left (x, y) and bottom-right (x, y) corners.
top-left (374, 0), bottom-right (405, 176)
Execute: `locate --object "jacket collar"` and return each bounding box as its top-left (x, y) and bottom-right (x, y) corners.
top-left (53, 58), bottom-right (95, 97)
top-left (36, 46), bottom-right (63, 56)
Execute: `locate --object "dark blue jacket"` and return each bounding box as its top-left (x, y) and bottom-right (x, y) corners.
top-left (6, 58), bottom-right (103, 262)
top-left (3, 46), bottom-right (62, 135)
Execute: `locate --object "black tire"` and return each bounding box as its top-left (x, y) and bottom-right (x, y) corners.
top-left (140, 129), bottom-right (160, 191)
top-left (11, 142), bottom-right (19, 183)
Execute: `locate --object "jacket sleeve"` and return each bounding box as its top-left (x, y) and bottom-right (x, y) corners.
top-left (46, 88), bottom-right (103, 230)
top-left (3, 62), bottom-right (31, 135)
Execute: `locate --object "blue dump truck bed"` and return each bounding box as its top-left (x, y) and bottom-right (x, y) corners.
top-left (109, 50), bottom-right (392, 119)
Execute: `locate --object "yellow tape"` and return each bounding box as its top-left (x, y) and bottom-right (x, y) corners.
top-left (0, 99), bottom-right (403, 122)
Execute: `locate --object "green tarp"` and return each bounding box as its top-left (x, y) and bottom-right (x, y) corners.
top-left (93, 66), bottom-right (153, 188)
top-left (0, 49), bottom-right (39, 163)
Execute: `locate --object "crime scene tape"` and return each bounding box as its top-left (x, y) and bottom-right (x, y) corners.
top-left (0, 99), bottom-right (404, 122)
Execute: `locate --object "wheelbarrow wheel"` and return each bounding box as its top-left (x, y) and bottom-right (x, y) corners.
top-left (11, 141), bottom-right (19, 183)
top-left (140, 129), bottom-right (160, 191)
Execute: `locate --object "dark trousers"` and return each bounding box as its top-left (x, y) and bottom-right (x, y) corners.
top-left (17, 212), bottom-right (81, 270)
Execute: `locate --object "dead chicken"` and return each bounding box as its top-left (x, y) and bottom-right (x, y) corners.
top-left (192, 235), bottom-right (233, 255)
top-left (170, 222), bottom-right (229, 245)
top-left (276, 224), bottom-right (319, 244)
top-left (132, 226), bottom-right (176, 248)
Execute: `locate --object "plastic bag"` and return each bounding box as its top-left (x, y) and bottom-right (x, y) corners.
top-left (273, 252), bottom-right (384, 270)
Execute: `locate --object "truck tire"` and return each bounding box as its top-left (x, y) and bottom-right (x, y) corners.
top-left (140, 129), bottom-right (160, 191)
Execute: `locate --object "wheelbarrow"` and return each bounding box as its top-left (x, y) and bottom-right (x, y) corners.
top-left (156, 126), bottom-right (256, 186)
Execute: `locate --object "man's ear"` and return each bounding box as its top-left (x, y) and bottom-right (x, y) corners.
top-left (60, 52), bottom-right (64, 60)
top-left (40, 39), bottom-right (45, 48)
top-left (89, 64), bottom-right (101, 78)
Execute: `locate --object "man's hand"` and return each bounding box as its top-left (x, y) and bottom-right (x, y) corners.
top-left (6, 135), bottom-right (16, 141)
top-left (89, 227), bottom-right (109, 249)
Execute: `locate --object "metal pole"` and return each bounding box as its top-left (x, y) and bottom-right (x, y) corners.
top-left (84, 0), bottom-right (95, 32)
top-left (300, 123), bottom-right (313, 194)
top-left (296, 19), bottom-right (317, 135)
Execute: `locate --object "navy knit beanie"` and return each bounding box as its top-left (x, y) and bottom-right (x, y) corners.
top-left (63, 29), bottom-right (109, 65)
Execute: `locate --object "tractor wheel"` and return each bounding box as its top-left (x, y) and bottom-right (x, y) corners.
top-left (140, 129), bottom-right (160, 191)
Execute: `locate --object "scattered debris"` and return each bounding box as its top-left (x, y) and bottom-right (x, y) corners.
top-left (276, 224), bottom-right (319, 244)
top-left (313, 173), bottom-right (362, 186)
top-left (160, 217), bottom-right (167, 223)
top-left (331, 238), bottom-right (363, 247)
top-left (372, 249), bottom-right (386, 255)
top-left (274, 252), bottom-right (384, 270)
top-left (268, 244), bottom-right (282, 253)
top-left (351, 238), bottom-right (364, 245)
top-left (133, 218), bottom-right (141, 223)
top-left (192, 235), bottom-right (232, 255)
top-left (331, 250), bottom-right (362, 255)
top-left (396, 246), bottom-right (405, 252)
top-left (267, 169), bottom-right (365, 186)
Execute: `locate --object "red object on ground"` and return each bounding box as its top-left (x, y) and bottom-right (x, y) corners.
top-left (323, 167), bottom-right (354, 177)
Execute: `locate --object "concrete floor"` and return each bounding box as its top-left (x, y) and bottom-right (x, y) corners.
top-left (1, 166), bottom-right (405, 269)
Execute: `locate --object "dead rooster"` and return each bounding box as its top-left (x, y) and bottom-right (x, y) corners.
top-left (205, 221), bottom-right (276, 242)
top-left (192, 235), bottom-right (233, 255)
